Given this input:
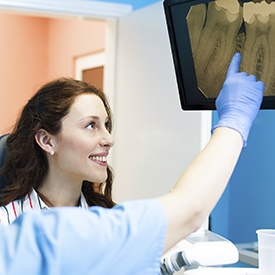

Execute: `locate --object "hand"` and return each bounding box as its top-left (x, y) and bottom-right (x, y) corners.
top-left (212, 52), bottom-right (264, 147)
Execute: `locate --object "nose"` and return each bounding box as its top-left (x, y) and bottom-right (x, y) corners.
top-left (99, 129), bottom-right (115, 149)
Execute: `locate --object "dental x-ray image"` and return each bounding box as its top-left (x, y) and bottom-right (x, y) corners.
top-left (164, 0), bottom-right (275, 110)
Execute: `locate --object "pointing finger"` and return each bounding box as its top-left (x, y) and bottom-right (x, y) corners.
top-left (226, 52), bottom-right (242, 77)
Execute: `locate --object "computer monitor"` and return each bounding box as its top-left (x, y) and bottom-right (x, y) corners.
top-left (163, 0), bottom-right (275, 110)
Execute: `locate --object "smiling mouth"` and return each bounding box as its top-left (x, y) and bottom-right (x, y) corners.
top-left (89, 155), bottom-right (107, 163)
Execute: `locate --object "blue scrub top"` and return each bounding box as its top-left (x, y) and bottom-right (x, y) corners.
top-left (0, 199), bottom-right (167, 275)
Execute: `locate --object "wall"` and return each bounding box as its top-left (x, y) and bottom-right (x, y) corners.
top-left (0, 13), bottom-right (105, 134)
top-left (112, 2), bottom-right (212, 203)
top-left (47, 18), bottom-right (105, 80)
top-left (0, 13), bottom-right (48, 133)
top-left (211, 110), bottom-right (275, 243)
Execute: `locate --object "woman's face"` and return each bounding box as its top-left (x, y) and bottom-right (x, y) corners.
top-left (51, 93), bottom-right (114, 184)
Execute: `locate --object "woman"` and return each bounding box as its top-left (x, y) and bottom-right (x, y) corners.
top-left (0, 53), bottom-right (264, 274)
top-left (0, 78), bottom-right (116, 224)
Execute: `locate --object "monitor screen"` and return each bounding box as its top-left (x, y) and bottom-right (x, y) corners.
top-left (163, 0), bottom-right (275, 110)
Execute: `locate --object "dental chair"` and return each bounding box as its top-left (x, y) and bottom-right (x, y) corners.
top-left (0, 134), bottom-right (9, 192)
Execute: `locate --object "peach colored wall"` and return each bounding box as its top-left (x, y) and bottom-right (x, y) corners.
top-left (0, 13), bottom-right (105, 134)
top-left (47, 18), bottom-right (105, 80)
top-left (0, 13), bottom-right (48, 134)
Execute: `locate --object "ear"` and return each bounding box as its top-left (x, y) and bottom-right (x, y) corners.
top-left (35, 129), bottom-right (55, 154)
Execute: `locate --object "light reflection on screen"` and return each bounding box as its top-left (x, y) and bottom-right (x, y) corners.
top-left (186, 0), bottom-right (275, 98)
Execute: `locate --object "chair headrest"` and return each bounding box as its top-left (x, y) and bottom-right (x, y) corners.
top-left (0, 134), bottom-right (9, 191)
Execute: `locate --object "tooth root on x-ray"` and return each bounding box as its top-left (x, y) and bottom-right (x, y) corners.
top-left (187, 1), bottom-right (243, 98)
top-left (186, 4), bottom-right (206, 53)
top-left (234, 28), bottom-right (246, 59)
top-left (242, 13), bottom-right (275, 96)
top-left (186, 0), bottom-right (275, 98)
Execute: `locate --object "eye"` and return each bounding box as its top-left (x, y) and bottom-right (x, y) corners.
top-left (87, 121), bottom-right (95, 130)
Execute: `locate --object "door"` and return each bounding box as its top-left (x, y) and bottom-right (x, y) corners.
top-left (75, 51), bottom-right (105, 91)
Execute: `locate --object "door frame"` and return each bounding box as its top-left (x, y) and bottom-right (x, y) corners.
top-left (74, 51), bottom-right (106, 81)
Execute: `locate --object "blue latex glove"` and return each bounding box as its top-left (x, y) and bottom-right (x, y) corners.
top-left (212, 52), bottom-right (264, 147)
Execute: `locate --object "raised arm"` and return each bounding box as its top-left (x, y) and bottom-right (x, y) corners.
top-left (158, 53), bottom-right (264, 252)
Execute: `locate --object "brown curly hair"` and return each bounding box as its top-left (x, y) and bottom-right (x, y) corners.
top-left (0, 77), bottom-right (116, 208)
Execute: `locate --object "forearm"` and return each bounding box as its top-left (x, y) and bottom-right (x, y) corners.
top-left (158, 127), bottom-right (243, 252)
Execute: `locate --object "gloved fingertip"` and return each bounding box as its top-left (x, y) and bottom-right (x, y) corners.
top-left (226, 52), bottom-right (242, 77)
top-left (233, 52), bottom-right (241, 59)
top-left (259, 81), bottom-right (265, 90)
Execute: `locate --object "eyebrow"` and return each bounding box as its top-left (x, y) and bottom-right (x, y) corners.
top-left (81, 115), bottom-right (109, 122)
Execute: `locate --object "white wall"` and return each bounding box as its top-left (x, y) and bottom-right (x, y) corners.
top-left (111, 2), bottom-right (212, 203)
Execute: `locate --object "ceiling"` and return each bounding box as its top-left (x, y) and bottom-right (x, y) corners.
top-left (95, 0), bottom-right (161, 10)
top-left (0, 0), bottom-right (162, 19)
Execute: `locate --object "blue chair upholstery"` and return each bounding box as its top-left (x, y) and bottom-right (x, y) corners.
top-left (0, 134), bottom-right (9, 191)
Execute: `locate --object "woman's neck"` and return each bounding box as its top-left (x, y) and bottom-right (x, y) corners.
top-left (36, 177), bottom-right (83, 207)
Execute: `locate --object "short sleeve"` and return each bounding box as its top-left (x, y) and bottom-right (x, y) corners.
top-left (0, 199), bottom-right (167, 275)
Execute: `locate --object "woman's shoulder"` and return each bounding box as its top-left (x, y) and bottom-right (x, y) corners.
top-left (0, 189), bottom-right (43, 225)
top-left (0, 198), bottom-right (23, 225)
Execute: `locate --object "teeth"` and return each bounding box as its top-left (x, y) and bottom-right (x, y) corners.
top-left (90, 156), bottom-right (107, 162)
